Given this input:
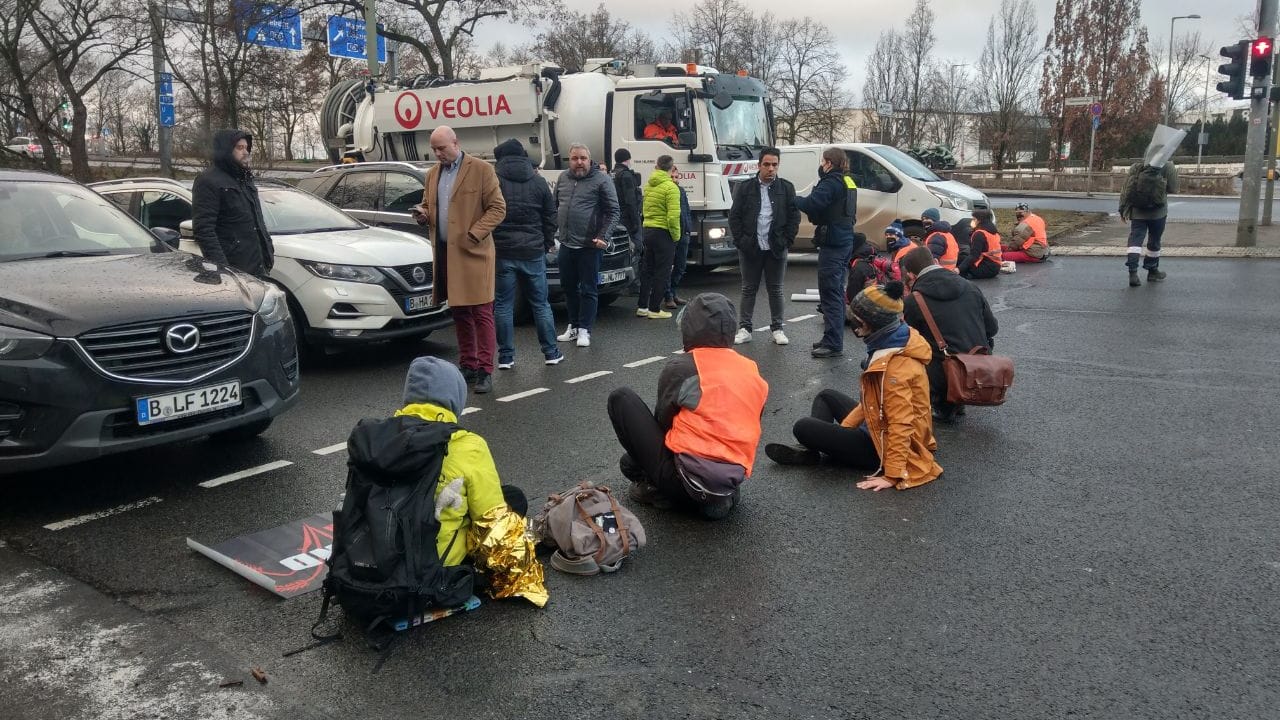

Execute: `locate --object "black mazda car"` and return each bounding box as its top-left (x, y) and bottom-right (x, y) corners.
top-left (0, 170), bottom-right (300, 475)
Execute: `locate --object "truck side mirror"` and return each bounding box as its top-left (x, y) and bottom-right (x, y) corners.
top-left (677, 131), bottom-right (696, 147)
top-left (712, 91), bottom-right (733, 110)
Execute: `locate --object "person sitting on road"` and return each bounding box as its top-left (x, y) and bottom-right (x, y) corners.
top-left (644, 109), bottom-right (680, 145)
top-left (900, 245), bottom-right (998, 424)
top-left (921, 208), bottom-right (961, 272)
top-left (1002, 202), bottom-right (1049, 263)
top-left (949, 217), bottom-right (974, 270)
top-left (607, 293), bottom-right (769, 519)
top-left (888, 219), bottom-right (924, 282)
top-left (958, 209), bottom-right (1002, 280)
top-left (355, 356), bottom-right (548, 605)
top-left (766, 281), bottom-right (942, 492)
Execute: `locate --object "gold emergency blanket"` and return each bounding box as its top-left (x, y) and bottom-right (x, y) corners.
top-left (467, 506), bottom-right (548, 607)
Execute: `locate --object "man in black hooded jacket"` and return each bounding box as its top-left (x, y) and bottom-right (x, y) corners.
top-left (900, 245), bottom-right (998, 423)
top-left (192, 129), bottom-right (274, 277)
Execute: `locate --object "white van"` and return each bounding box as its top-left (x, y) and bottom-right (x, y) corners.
top-left (778, 143), bottom-right (991, 251)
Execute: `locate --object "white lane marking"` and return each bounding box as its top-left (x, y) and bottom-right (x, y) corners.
top-left (566, 371), bottom-right (613, 384)
top-left (198, 460), bottom-right (293, 489)
top-left (787, 314), bottom-right (817, 322)
top-left (496, 388), bottom-right (549, 402)
top-left (313, 442), bottom-right (347, 456)
top-left (44, 496), bottom-right (163, 531)
top-left (623, 356), bottom-right (666, 368)
top-left (462, 407), bottom-right (481, 415)
top-left (672, 350), bottom-right (685, 354)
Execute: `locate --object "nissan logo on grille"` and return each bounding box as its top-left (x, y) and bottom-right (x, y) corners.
top-left (164, 323), bottom-right (201, 354)
top-left (411, 265), bottom-right (427, 284)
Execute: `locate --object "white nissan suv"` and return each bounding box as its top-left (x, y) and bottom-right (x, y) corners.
top-left (89, 177), bottom-right (451, 351)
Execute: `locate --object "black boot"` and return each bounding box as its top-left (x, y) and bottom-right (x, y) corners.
top-left (765, 442), bottom-right (820, 466)
top-left (473, 371), bottom-right (493, 394)
top-left (1147, 268), bottom-right (1167, 282)
top-left (1128, 271), bottom-right (1141, 287)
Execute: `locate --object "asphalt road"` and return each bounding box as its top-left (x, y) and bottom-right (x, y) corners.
top-left (3, 258), bottom-right (1279, 719)
top-left (987, 192), bottom-right (1278, 222)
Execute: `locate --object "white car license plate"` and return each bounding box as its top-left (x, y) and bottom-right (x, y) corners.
top-left (709, 241), bottom-right (733, 252)
top-left (404, 294), bottom-right (433, 313)
top-left (598, 270), bottom-right (627, 285)
top-left (136, 380), bottom-right (241, 426)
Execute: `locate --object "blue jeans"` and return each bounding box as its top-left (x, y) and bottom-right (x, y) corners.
top-left (559, 246), bottom-right (602, 330)
top-left (495, 256), bottom-right (559, 363)
top-left (1125, 217), bottom-right (1166, 271)
top-left (817, 237), bottom-right (854, 351)
top-left (666, 235), bottom-right (690, 300)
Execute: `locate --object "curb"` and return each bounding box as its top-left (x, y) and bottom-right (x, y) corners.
top-left (1049, 245), bottom-right (1280, 258)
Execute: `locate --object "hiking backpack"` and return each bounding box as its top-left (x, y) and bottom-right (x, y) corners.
top-left (1127, 164), bottom-right (1167, 210)
top-left (314, 417), bottom-right (474, 640)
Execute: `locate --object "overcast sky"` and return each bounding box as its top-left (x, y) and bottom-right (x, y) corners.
top-left (481, 0), bottom-right (1257, 107)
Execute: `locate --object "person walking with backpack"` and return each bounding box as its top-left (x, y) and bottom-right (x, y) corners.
top-left (1120, 149), bottom-right (1179, 287)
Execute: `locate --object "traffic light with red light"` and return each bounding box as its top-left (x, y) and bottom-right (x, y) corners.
top-left (1250, 36), bottom-right (1274, 78)
top-left (1218, 41), bottom-right (1248, 99)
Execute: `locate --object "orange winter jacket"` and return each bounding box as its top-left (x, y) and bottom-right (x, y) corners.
top-left (839, 328), bottom-right (943, 489)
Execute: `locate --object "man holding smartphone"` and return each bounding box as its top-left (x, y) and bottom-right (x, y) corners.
top-left (415, 125), bottom-right (507, 394)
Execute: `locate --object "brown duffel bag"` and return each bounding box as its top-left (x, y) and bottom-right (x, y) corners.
top-left (913, 291), bottom-right (1014, 406)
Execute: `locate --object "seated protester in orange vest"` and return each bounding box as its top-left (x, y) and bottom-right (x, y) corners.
top-left (889, 219), bottom-right (926, 281)
top-left (643, 109), bottom-right (680, 146)
top-left (1002, 202), bottom-right (1050, 263)
top-left (899, 245), bottom-right (999, 424)
top-left (921, 208), bottom-right (961, 272)
top-left (607, 293), bottom-right (769, 519)
top-left (958, 209), bottom-right (1002, 280)
top-left (766, 281), bottom-right (943, 492)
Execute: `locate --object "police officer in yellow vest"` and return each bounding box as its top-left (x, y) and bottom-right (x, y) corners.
top-left (796, 147), bottom-right (860, 358)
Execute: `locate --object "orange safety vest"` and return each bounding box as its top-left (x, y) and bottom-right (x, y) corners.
top-left (891, 243), bottom-right (915, 280)
top-left (925, 230), bottom-right (960, 272)
top-left (1020, 213), bottom-right (1048, 251)
top-left (665, 347), bottom-right (769, 476)
top-left (644, 122), bottom-right (679, 143)
top-left (972, 229), bottom-right (1003, 266)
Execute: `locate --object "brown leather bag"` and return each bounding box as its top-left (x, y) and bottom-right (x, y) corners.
top-left (913, 291), bottom-right (1014, 406)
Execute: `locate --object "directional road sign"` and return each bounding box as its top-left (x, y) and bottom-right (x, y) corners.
top-left (244, 4), bottom-right (303, 52)
top-left (159, 102), bottom-right (175, 128)
top-left (1091, 115), bottom-right (1100, 131)
top-left (1064, 96), bottom-right (1096, 107)
top-left (158, 72), bottom-right (173, 97)
top-left (327, 16), bottom-right (387, 63)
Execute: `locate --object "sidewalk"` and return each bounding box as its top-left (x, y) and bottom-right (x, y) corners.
top-left (0, 542), bottom-right (328, 720)
top-left (1051, 220), bottom-right (1280, 258)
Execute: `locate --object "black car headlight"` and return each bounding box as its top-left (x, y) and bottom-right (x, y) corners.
top-left (0, 325), bottom-right (54, 361)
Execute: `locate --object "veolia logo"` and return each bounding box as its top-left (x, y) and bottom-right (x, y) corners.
top-left (394, 92), bottom-right (422, 129)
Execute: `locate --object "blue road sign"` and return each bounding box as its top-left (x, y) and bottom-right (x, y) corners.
top-left (327, 16), bottom-right (387, 63)
top-left (159, 102), bottom-right (175, 128)
top-left (158, 72), bottom-right (173, 97)
top-left (1091, 115), bottom-right (1100, 131)
top-left (244, 4), bottom-right (302, 52)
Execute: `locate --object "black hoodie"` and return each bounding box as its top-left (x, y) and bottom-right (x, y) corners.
top-left (191, 129), bottom-right (274, 275)
top-left (902, 266), bottom-right (998, 357)
top-left (492, 138), bottom-right (556, 261)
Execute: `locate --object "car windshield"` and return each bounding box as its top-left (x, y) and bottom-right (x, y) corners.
top-left (0, 180), bottom-right (162, 261)
top-left (259, 187), bottom-right (363, 234)
top-left (708, 96), bottom-right (772, 150)
top-left (867, 145), bottom-right (943, 182)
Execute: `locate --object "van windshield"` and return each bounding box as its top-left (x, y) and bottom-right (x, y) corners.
top-left (867, 145), bottom-right (942, 182)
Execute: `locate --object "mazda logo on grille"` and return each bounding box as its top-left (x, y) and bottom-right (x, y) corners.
top-left (164, 323), bottom-right (201, 354)
top-left (411, 265), bottom-right (427, 284)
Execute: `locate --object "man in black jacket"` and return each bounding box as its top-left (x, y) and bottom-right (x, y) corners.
top-left (728, 147), bottom-right (800, 346)
top-left (900, 246), bottom-right (998, 423)
top-left (612, 148), bottom-right (644, 295)
top-left (192, 129), bottom-right (273, 277)
top-left (492, 139), bottom-right (562, 370)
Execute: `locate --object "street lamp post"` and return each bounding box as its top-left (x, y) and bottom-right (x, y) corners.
top-left (1198, 54), bottom-right (1211, 172)
top-left (1165, 14), bottom-right (1202, 126)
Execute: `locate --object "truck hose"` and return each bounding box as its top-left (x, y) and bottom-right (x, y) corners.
top-left (541, 67), bottom-right (563, 170)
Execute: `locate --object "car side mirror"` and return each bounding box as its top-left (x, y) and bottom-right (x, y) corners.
top-left (179, 219), bottom-right (194, 239)
top-left (152, 226), bottom-right (180, 248)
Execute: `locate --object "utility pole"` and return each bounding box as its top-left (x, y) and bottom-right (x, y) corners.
top-left (1238, 0), bottom-right (1278, 246)
top-left (365, 0), bottom-right (379, 77)
top-left (1264, 53), bottom-right (1280, 225)
top-left (149, 1), bottom-right (172, 176)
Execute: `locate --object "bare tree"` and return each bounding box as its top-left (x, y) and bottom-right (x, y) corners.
top-left (901, 0), bottom-right (936, 147)
top-left (977, 0), bottom-right (1040, 171)
top-left (1154, 31), bottom-right (1212, 124)
top-left (861, 29), bottom-right (907, 145)
top-left (667, 0), bottom-right (752, 72)
top-left (922, 63), bottom-right (973, 150)
top-left (533, 4), bottom-right (655, 72)
top-left (771, 17), bottom-right (845, 145)
top-left (804, 72), bottom-right (853, 143)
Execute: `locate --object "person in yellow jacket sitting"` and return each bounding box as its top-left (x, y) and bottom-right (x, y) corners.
top-left (381, 356), bottom-right (548, 605)
top-left (636, 155), bottom-right (684, 320)
top-left (765, 281), bottom-right (943, 491)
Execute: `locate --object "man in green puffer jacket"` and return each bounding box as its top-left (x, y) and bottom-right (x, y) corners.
top-left (637, 155), bottom-right (683, 319)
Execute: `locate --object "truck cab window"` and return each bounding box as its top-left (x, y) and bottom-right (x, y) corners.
top-left (637, 96), bottom-right (686, 147)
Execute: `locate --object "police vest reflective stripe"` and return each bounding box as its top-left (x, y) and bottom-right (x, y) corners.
top-left (926, 231), bottom-right (960, 271)
top-left (665, 348), bottom-right (769, 476)
top-left (973, 229), bottom-right (1003, 265)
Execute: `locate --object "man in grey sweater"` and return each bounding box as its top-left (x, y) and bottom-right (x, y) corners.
top-left (554, 143), bottom-right (620, 348)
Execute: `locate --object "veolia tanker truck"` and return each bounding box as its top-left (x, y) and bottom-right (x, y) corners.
top-left (318, 59), bottom-right (774, 267)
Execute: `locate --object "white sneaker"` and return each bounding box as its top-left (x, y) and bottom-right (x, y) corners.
top-left (734, 328), bottom-right (752, 345)
top-left (497, 360), bottom-right (515, 370)
top-left (772, 329), bottom-right (789, 345)
top-left (556, 325), bottom-right (578, 342)
top-left (576, 329), bottom-right (591, 347)
top-left (635, 308), bottom-right (651, 318)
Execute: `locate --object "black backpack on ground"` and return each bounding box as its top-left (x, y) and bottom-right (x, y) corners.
top-left (1127, 164), bottom-right (1167, 210)
top-left (313, 416), bottom-right (474, 645)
